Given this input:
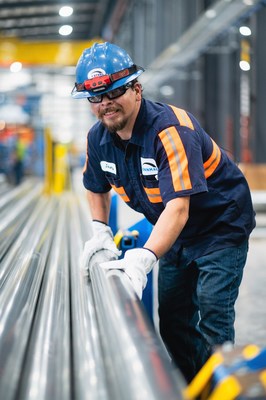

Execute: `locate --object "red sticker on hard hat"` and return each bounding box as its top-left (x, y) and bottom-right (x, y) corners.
top-left (111, 69), bottom-right (130, 82)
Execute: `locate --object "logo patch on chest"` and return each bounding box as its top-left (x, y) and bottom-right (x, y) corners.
top-left (100, 161), bottom-right (117, 175)
top-left (141, 157), bottom-right (158, 176)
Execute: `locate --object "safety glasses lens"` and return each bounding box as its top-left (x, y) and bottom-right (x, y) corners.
top-left (87, 83), bottom-right (132, 103)
top-left (107, 86), bottom-right (127, 99)
top-left (87, 96), bottom-right (102, 103)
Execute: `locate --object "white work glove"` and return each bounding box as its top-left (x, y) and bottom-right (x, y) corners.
top-left (81, 220), bottom-right (121, 275)
top-left (100, 248), bottom-right (157, 299)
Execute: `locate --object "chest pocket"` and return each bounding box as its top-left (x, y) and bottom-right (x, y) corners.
top-left (140, 175), bottom-right (162, 204)
top-left (105, 174), bottom-right (130, 203)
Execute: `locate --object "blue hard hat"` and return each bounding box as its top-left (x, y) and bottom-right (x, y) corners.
top-left (72, 42), bottom-right (144, 99)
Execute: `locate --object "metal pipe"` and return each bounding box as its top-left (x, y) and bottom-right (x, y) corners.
top-left (0, 197), bottom-right (56, 400)
top-left (0, 190), bottom-right (186, 400)
top-left (90, 259), bottom-right (186, 400)
top-left (0, 181), bottom-right (43, 262)
top-left (17, 197), bottom-right (72, 400)
top-left (77, 193), bottom-right (186, 399)
top-left (0, 189), bottom-right (48, 285)
top-left (68, 194), bottom-right (110, 400)
top-left (0, 178), bottom-right (39, 209)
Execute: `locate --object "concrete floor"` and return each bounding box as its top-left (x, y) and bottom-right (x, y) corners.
top-left (235, 231), bottom-right (266, 347)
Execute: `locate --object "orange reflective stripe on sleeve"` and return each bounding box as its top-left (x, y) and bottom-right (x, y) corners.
top-left (169, 105), bottom-right (194, 130)
top-left (111, 184), bottom-right (130, 202)
top-left (143, 187), bottom-right (162, 203)
top-left (204, 139), bottom-right (221, 178)
top-left (159, 127), bottom-right (192, 191)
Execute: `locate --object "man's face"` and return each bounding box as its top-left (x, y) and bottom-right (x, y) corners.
top-left (89, 82), bottom-right (142, 134)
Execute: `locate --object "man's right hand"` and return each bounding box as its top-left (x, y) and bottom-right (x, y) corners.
top-left (80, 220), bottom-right (121, 275)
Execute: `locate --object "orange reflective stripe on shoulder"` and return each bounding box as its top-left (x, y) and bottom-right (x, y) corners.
top-left (111, 184), bottom-right (130, 202)
top-left (169, 105), bottom-right (194, 130)
top-left (204, 139), bottom-right (221, 178)
top-left (143, 187), bottom-right (162, 203)
top-left (159, 127), bottom-right (192, 191)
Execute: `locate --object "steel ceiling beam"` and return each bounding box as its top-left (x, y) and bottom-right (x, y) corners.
top-left (141, 0), bottom-right (264, 91)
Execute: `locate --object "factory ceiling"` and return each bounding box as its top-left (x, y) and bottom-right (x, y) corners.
top-left (0, 0), bottom-right (126, 42)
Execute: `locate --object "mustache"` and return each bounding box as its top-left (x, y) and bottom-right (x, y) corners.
top-left (99, 107), bottom-right (120, 117)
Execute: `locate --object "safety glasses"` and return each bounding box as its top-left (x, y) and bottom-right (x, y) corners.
top-left (87, 82), bottom-right (133, 103)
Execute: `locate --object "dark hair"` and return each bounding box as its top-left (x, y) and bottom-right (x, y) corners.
top-left (131, 78), bottom-right (143, 92)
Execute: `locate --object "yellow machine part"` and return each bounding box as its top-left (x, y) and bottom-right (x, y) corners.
top-left (0, 36), bottom-right (103, 66)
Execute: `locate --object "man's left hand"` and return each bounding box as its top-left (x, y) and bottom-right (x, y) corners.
top-left (100, 248), bottom-right (157, 299)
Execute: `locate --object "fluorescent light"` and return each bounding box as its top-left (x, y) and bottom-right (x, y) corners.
top-left (10, 61), bottom-right (22, 73)
top-left (239, 26), bottom-right (252, 36)
top-left (59, 25), bottom-right (73, 36)
top-left (243, 0), bottom-right (254, 5)
top-left (205, 9), bottom-right (217, 18)
top-left (239, 60), bottom-right (251, 71)
top-left (160, 85), bottom-right (174, 97)
top-left (59, 6), bottom-right (73, 17)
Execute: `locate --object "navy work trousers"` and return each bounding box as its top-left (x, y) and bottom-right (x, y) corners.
top-left (158, 240), bottom-right (248, 383)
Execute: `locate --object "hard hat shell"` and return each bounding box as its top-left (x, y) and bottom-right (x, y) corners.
top-left (72, 42), bottom-right (144, 99)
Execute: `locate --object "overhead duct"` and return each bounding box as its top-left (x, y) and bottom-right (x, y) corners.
top-left (141, 0), bottom-right (264, 91)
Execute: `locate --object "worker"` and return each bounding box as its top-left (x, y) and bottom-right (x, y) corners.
top-left (12, 134), bottom-right (26, 185)
top-left (72, 42), bottom-right (256, 383)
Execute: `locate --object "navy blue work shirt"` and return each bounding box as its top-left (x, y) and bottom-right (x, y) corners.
top-left (83, 99), bottom-right (256, 261)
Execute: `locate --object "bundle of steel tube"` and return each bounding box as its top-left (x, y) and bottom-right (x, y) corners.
top-left (0, 179), bottom-right (185, 400)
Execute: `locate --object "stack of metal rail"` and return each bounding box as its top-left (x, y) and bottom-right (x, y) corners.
top-left (0, 178), bottom-right (186, 400)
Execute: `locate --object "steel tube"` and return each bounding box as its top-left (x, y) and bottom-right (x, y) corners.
top-left (0, 197), bottom-right (56, 400)
top-left (17, 197), bottom-right (72, 400)
top-left (90, 261), bottom-right (186, 400)
top-left (0, 182), bottom-right (43, 262)
top-left (0, 192), bottom-right (50, 286)
top-left (0, 190), bottom-right (186, 400)
top-left (68, 194), bottom-right (110, 400)
top-left (0, 179), bottom-right (39, 210)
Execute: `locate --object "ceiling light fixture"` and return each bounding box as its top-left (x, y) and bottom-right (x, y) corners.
top-left (239, 26), bottom-right (252, 36)
top-left (10, 61), bottom-right (22, 73)
top-left (59, 25), bottom-right (73, 36)
top-left (243, 0), bottom-right (254, 5)
top-left (59, 6), bottom-right (73, 17)
top-left (205, 9), bottom-right (217, 19)
top-left (239, 60), bottom-right (251, 71)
